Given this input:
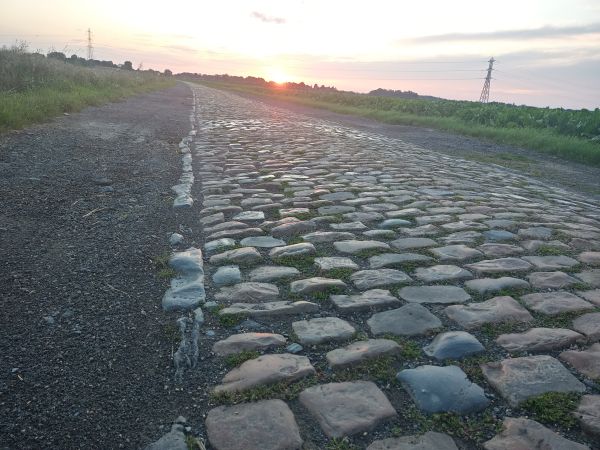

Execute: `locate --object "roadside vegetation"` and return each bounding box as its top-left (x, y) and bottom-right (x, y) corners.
top-left (0, 43), bottom-right (175, 132)
top-left (181, 75), bottom-right (600, 166)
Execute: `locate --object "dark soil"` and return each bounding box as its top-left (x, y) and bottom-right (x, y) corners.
top-left (0, 83), bottom-right (197, 449)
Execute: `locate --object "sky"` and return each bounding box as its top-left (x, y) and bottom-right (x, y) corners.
top-left (2, 0), bottom-right (599, 109)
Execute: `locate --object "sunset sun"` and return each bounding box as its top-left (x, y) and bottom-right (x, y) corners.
top-left (265, 67), bottom-right (289, 84)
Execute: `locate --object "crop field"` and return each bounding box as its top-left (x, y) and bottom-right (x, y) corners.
top-left (190, 78), bottom-right (600, 166)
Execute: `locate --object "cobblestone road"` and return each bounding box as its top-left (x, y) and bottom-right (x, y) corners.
top-left (153, 84), bottom-right (600, 450)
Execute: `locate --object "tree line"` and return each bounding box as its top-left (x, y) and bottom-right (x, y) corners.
top-left (45, 51), bottom-right (172, 76)
top-left (177, 73), bottom-right (338, 92)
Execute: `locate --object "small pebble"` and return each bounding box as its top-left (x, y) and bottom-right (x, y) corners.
top-left (169, 233), bottom-right (184, 246)
top-left (43, 316), bottom-right (55, 325)
top-left (286, 343), bottom-right (303, 354)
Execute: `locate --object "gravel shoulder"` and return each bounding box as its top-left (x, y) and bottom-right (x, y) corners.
top-left (227, 90), bottom-right (600, 199)
top-left (0, 83), bottom-right (195, 449)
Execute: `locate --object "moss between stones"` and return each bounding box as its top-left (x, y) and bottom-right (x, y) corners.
top-left (452, 354), bottom-right (495, 385)
top-left (534, 310), bottom-right (594, 329)
top-left (520, 392), bottom-right (582, 429)
top-left (393, 407), bottom-right (502, 444)
top-left (535, 245), bottom-right (568, 256)
top-left (325, 438), bottom-right (357, 450)
top-left (321, 268), bottom-right (355, 281)
top-left (209, 375), bottom-right (320, 405)
top-left (333, 356), bottom-right (399, 384)
top-left (480, 321), bottom-right (529, 338)
top-left (381, 334), bottom-right (422, 360)
top-left (224, 350), bottom-right (260, 368)
top-left (217, 312), bottom-right (246, 327)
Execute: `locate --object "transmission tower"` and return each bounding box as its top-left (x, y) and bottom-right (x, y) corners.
top-left (479, 57), bottom-right (495, 103)
top-left (86, 28), bottom-right (94, 60)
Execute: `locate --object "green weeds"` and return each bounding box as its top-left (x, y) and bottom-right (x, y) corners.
top-left (321, 268), bottom-right (355, 281)
top-left (308, 285), bottom-right (347, 301)
top-left (333, 356), bottom-right (398, 383)
top-left (276, 255), bottom-right (317, 272)
top-left (533, 311), bottom-right (588, 329)
top-left (536, 245), bottom-right (567, 256)
top-left (185, 435), bottom-right (205, 450)
top-left (224, 350), bottom-right (260, 367)
top-left (454, 354), bottom-right (495, 384)
top-left (394, 408), bottom-right (502, 443)
top-left (520, 392), bottom-right (582, 429)
top-left (480, 321), bottom-right (529, 338)
top-left (153, 251), bottom-right (176, 280)
top-left (325, 438), bottom-right (357, 450)
top-left (218, 312), bottom-right (246, 327)
top-left (381, 335), bottom-right (423, 360)
top-left (210, 376), bottom-right (319, 405)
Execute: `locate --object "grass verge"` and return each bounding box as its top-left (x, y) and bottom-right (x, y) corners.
top-left (1, 47), bottom-right (175, 132)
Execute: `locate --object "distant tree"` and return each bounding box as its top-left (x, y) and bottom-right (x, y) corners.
top-left (98, 60), bottom-right (116, 68)
top-left (164, 69), bottom-right (172, 76)
top-left (368, 87), bottom-right (439, 101)
top-left (47, 51), bottom-right (66, 61)
top-left (10, 40), bottom-right (29, 53)
top-left (122, 60), bottom-right (133, 70)
top-left (69, 54), bottom-right (86, 66)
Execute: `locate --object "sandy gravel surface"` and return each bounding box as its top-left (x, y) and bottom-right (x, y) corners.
top-left (0, 83), bottom-right (196, 449)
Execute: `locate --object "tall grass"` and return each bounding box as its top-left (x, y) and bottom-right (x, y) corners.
top-left (193, 80), bottom-right (600, 166)
top-left (0, 44), bottom-right (175, 131)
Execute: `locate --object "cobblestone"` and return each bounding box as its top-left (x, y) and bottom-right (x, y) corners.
top-left (160, 84), bottom-right (600, 450)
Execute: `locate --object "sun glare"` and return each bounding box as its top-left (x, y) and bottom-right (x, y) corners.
top-left (265, 68), bottom-right (289, 84)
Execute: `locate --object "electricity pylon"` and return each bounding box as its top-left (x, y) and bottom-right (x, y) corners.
top-left (87, 28), bottom-right (94, 60)
top-left (479, 57), bottom-right (495, 103)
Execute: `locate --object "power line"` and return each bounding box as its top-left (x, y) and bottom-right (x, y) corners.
top-left (374, 59), bottom-right (491, 64)
top-left (0, 33), bottom-right (78, 37)
top-left (304, 68), bottom-right (486, 73)
top-left (332, 76), bottom-right (486, 81)
top-left (495, 68), bottom-right (597, 94)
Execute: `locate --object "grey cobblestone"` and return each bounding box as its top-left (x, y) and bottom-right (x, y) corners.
top-left (162, 84), bottom-right (600, 450)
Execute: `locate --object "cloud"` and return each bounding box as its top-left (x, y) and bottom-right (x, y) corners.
top-left (160, 43), bottom-right (199, 53)
top-left (251, 11), bottom-right (286, 24)
top-left (494, 47), bottom-right (600, 67)
top-left (407, 23), bottom-right (600, 43)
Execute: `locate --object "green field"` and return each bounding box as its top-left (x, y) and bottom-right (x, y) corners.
top-left (189, 79), bottom-right (600, 166)
top-left (0, 46), bottom-right (175, 132)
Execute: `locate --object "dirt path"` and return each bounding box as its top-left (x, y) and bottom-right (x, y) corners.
top-left (0, 83), bottom-right (195, 449)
